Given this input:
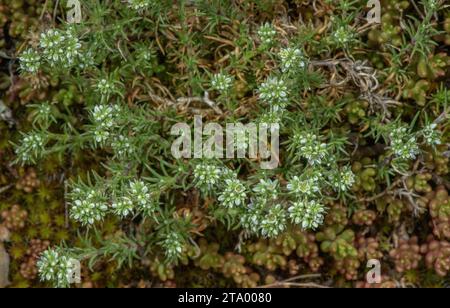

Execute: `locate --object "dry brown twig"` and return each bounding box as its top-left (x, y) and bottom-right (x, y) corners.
top-left (258, 274), bottom-right (329, 289)
top-left (311, 58), bottom-right (401, 120)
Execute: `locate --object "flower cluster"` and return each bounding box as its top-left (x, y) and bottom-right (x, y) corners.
top-left (19, 49), bottom-right (41, 74)
top-left (37, 248), bottom-right (75, 288)
top-left (89, 104), bottom-right (118, 145)
top-left (211, 73), bottom-right (234, 93)
top-left (39, 28), bottom-right (82, 68)
top-left (69, 187), bottom-right (109, 226)
top-left (421, 123), bottom-right (442, 146)
top-left (78, 50), bottom-right (96, 70)
top-left (96, 78), bottom-right (118, 98)
top-left (161, 233), bottom-right (185, 262)
top-left (32, 103), bottom-right (53, 124)
top-left (253, 179), bottom-right (279, 202)
top-left (128, 180), bottom-right (157, 215)
top-left (218, 178), bottom-right (247, 208)
top-left (257, 23), bottom-right (277, 45)
top-left (112, 196), bottom-right (134, 218)
top-left (259, 204), bottom-right (287, 238)
top-left (288, 200), bottom-right (326, 230)
top-left (423, 0), bottom-right (440, 12)
top-left (135, 45), bottom-right (155, 62)
top-left (258, 76), bottom-right (289, 110)
top-left (193, 163), bottom-right (222, 191)
top-left (69, 178), bottom-right (158, 225)
top-left (389, 126), bottom-right (420, 160)
top-left (329, 166), bottom-right (356, 192)
top-left (292, 132), bottom-right (328, 165)
top-left (15, 132), bottom-right (47, 164)
top-left (332, 25), bottom-right (355, 45)
top-left (128, 0), bottom-right (153, 10)
top-left (279, 47), bottom-right (307, 73)
top-left (111, 135), bottom-right (134, 158)
top-left (287, 175), bottom-right (321, 196)
top-left (259, 109), bottom-right (284, 124)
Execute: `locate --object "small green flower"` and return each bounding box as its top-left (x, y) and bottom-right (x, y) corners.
top-left (330, 166), bottom-right (355, 192)
top-left (69, 187), bottom-right (109, 226)
top-left (96, 79), bottom-right (117, 97)
top-left (260, 204), bottom-right (287, 238)
top-left (112, 196), bottom-right (134, 218)
top-left (128, 180), bottom-right (157, 215)
top-left (389, 126), bottom-right (420, 160)
top-left (279, 47), bottom-right (307, 73)
top-left (37, 248), bottom-right (76, 288)
top-left (259, 109), bottom-right (284, 124)
top-left (90, 104), bottom-right (117, 145)
top-left (111, 135), bottom-right (134, 158)
top-left (211, 73), bottom-right (234, 93)
top-left (240, 201), bottom-right (266, 235)
top-left (422, 123), bottom-right (442, 146)
top-left (193, 163), bottom-right (222, 191)
top-left (218, 178), bottom-right (247, 208)
top-left (288, 199), bottom-right (326, 230)
top-left (332, 25), bottom-right (355, 45)
top-left (19, 48), bottom-right (41, 74)
top-left (128, 0), bottom-right (153, 10)
top-left (287, 175), bottom-right (320, 196)
top-left (253, 179), bottom-right (279, 202)
top-left (258, 76), bottom-right (289, 110)
top-left (257, 23), bottom-right (277, 46)
top-left (40, 28), bottom-right (82, 68)
top-left (161, 233), bottom-right (185, 262)
top-left (15, 131), bottom-right (47, 164)
top-left (292, 132), bottom-right (328, 165)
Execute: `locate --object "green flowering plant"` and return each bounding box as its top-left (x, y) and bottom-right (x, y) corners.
top-left (7, 0), bottom-right (449, 288)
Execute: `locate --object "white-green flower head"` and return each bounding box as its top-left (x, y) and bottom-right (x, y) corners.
top-left (15, 132), bottom-right (47, 164)
top-left (128, 180), bottom-right (154, 212)
top-left (288, 199), bottom-right (326, 230)
top-left (128, 0), bottom-right (153, 10)
top-left (19, 48), bottom-right (41, 74)
top-left (37, 248), bottom-right (75, 288)
top-left (287, 175), bottom-right (320, 196)
top-left (257, 23), bottom-right (277, 45)
top-left (90, 104), bottom-right (117, 144)
top-left (91, 104), bottom-right (115, 125)
top-left (389, 126), bottom-right (420, 160)
top-left (40, 28), bottom-right (81, 68)
top-left (137, 47), bottom-right (154, 61)
top-left (162, 233), bottom-right (184, 261)
top-left (218, 178), bottom-right (247, 208)
top-left (259, 109), bottom-right (284, 125)
top-left (422, 123), bottom-right (442, 146)
top-left (279, 47), bottom-right (307, 73)
top-left (293, 132), bottom-right (328, 165)
top-left (258, 76), bottom-right (289, 108)
top-left (70, 198), bottom-right (108, 226)
top-left (96, 79), bottom-right (117, 97)
top-left (78, 50), bottom-right (95, 70)
top-left (112, 196), bottom-right (134, 218)
top-left (330, 166), bottom-right (356, 192)
top-left (111, 135), bottom-right (134, 158)
top-left (37, 103), bottom-right (52, 117)
top-left (240, 201), bottom-right (266, 235)
top-left (253, 179), bottom-right (279, 202)
top-left (211, 73), bottom-right (234, 93)
top-left (260, 204), bottom-right (287, 238)
top-left (424, 0), bottom-right (440, 12)
top-left (333, 25), bottom-right (354, 45)
top-left (193, 163), bottom-right (222, 190)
